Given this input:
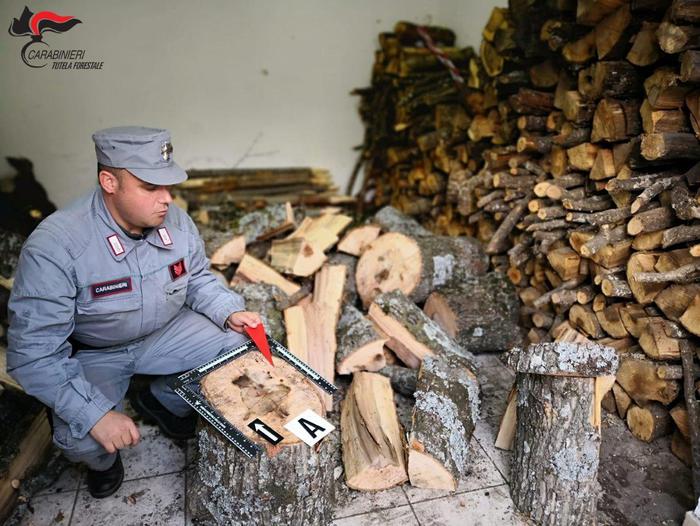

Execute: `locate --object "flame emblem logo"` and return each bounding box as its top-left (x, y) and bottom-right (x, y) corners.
top-left (8, 6), bottom-right (82, 68)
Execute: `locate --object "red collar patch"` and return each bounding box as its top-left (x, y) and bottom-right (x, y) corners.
top-left (169, 258), bottom-right (187, 280)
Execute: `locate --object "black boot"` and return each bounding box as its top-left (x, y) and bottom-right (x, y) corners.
top-left (131, 387), bottom-right (196, 440)
top-left (87, 451), bottom-right (124, 499)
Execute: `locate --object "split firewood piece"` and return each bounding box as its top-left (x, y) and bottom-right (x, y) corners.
top-left (547, 247), bottom-right (581, 281)
top-left (627, 252), bottom-right (665, 304)
top-left (340, 372), bottom-right (408, 491)
top-left (269, 238), bottom-right (327, 277)
top-left (424, 272), bottom-right (520, 352)
top-left (569, 304), bottom-right (606, 339)
top-left (654, 283), bottom-right (700, 321)
top-left (495, 386), bottom-right (517, 451)
top-left (327, 252), bottom-right (359, 306)
top-left (190, 351), bottom-right (337, 526)
top-left (641, 132), bottom-right (700, 160)
top-left (408, 355), bottom-right (480, 491)
top-left (671, 403), bottom-right (690, 439)
top-left (638, 317), bottom-right (688, 361)
top-left (210, 236), bottom-right (247, 269)
top-left (680, 293), bottom-right (700, 336)
top-left (613, 382), bottom-right (633, 419)
top-left (657, 20), bottom-right (700, 54)
top-left (368, 290), bottom-right (476, 369)
top-left (372, 205), bottom-right (432, 236)
top-left (230, 282), bottom-right (286, 342)
top-left (595, 303), bottom-right (629, 338)
top-left (335, 304), bottom-right (387, 375)
top-left (210, 202), bottom-right (295, 268)
top-left (644, 67), bottom-right (691, 109)
top-left (626, 402), bottom-right (673, 442)
top-left (377, 365), bottom-right (418, 396)
top-left (287, 213), bottom-right (352, 252)
top-left (356, 232), bottom-right (488, 307)
top-left (337, 224), bottom-right (381, 256)
top-left (578, 60), bottom-right (641, 99)
top-left (232, 254), bottom-right (301, 297)
top-left (627, 22), bottom-right (661, 66)
top-left (507, 341), bottom-right (618, 526)
top-left (616, 354), bottom-right (682, 405)
top-left (591, 98), bottom-right (641, 143)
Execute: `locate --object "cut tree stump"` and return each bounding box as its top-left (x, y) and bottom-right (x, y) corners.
top-left (368, 290), bottom-right (476, 369)
top-left (356, 232), bottom-right (488, 306)
top-left (407, 355), bottom-right (480, 491)
top-left (507, 341), bottom-right (619, 526)
top-left (335, 304), bottom-right (387, 375)
top-left (187, 352), bottom-right (338, 526)
top-left (340, 372), bottom-right (408, 490)
top-left (423, 272), bottom-right (520, 352)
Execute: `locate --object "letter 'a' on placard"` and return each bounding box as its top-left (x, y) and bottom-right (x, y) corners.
top-left (284, 409), bottom-right (335, 447)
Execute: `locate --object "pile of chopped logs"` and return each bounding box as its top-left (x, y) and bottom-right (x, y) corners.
top-left (354, 3), bottom-right (700, 464)
top-left (352, 22), bottom-right (481, 231)
top-left (187, 204), bottom-right (520, 524)
top-left (173, 166), bottom-right (350, 233)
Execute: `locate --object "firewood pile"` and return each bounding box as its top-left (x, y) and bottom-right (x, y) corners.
top-left (354, 3), bottom-right (700, 464)
top-left (188, 203), bottom-right (520, 523)
top-left (352, 22), bottom-right (480, 231)
top-left (172, 166), bottom-right (350, 234)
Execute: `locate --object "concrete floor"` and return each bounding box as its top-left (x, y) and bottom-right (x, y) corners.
top-left (9, 353), bottom-right (694, 526)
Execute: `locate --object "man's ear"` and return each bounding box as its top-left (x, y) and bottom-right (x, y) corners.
top-left (98, 170), bottom-right (119, 194)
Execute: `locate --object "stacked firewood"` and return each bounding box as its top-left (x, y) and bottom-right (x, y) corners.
top-left (352, 22), bottom-right (482, 233)
top-left (188, 204), bottom-right (520, 522)
top-left (355, 2), bottom-right (700, 461)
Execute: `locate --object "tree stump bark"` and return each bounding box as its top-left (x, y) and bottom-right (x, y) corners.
top-left (506, 342), bottom-right (619, 526)
top-left (187, 352), bottom-right (339, 525)
top-left (356, 232), bottom-right (488, 307)
top-left (423, 272), bottom-right (521, 352)
top-left (407, 355), bottom-right (480, 490)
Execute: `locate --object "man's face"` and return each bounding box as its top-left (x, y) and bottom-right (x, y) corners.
top-left (101, 169), bottom-right (173, 231)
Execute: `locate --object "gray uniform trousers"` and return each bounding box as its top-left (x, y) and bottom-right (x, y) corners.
top-left (53, 306), bottom-right (248, 471)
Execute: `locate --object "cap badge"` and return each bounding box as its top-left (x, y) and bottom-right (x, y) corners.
top-left (161, 141), bottom-right (173, 162)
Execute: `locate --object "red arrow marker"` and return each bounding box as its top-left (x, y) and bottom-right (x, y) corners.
top-left (245, 323), bottom-right (274, 366)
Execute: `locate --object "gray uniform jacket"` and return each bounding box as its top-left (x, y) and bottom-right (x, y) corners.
top-left (7, 186), bottom-right (244, 440)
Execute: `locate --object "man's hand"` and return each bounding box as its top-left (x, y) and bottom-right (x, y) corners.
top-left (89, 410), bottom-right (140, 454)
top-left (226, 311), bottom-right (263, 333)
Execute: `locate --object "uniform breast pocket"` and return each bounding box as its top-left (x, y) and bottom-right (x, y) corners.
top-left (160, 277), bottom-right (189, 325)
top-left (74, 293), bottom-right (142, 346)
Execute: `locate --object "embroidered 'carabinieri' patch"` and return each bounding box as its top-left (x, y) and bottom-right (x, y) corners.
top-left (91, 277), bottom-right (132, 298)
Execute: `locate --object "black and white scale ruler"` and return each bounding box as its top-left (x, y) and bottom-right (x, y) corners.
top-left (169, 336), bottom-right (337, 459)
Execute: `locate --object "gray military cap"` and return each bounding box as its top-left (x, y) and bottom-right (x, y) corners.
top-left (92, 126), bottom-right (188, 185)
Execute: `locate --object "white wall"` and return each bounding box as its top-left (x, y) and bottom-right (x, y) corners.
top-left (0, 1), bottom-right (500, 207)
